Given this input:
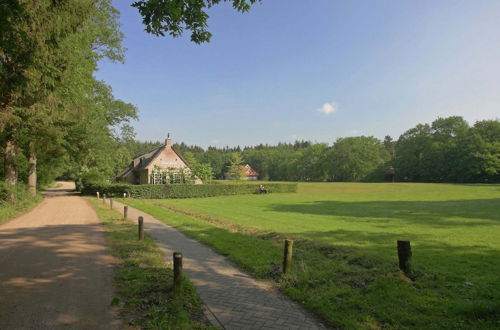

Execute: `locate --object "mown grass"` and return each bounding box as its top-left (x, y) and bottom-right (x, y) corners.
top-left (121, 183), bottom-right (500, 329)
top-left (87, 198), bottom-right (214, 329)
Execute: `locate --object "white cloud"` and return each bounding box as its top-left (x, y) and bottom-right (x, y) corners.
top-left (211, 139), bottom-right (220, 145)
top-left (350, 129), bottom-right (360, 134)
top-left (316, 102), bottom-right (338, 115)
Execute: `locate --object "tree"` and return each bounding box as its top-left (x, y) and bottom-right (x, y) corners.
top-left (1, 0), bottom-right (125, 192)
top-left (328, 136), bottom-right (388, 182)
top-left (184, 151), bottom-right (214, 183)
top-left (225, 153), bottom-right (245, 180)
top-left (132, 0), bottom-right (261, 43)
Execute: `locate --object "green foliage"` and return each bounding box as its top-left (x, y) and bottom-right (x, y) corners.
top-left (132, 0), bottom-right (261, 43)
top-left (81, 182), bottom-right (297, 198)
top-left (395, 117), bottom-right (500, 182)
top-left (124, 182), bottom-right (500, 329)
top-left (0, 181), bottom-right (41, 224)
top-left (225, 152), bottom-right (245, 180)
top-left (327, 136), bottom-right (389, 182)
top-left (183, 152), bottom-right (214, 183)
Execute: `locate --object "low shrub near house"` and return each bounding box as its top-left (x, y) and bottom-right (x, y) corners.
top-left (81, 182), bottom-right (297, 199)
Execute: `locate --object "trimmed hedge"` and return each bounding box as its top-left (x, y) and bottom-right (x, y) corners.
top-left (81, 182), bottom-right (298, 199)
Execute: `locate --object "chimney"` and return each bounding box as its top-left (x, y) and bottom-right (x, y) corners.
top-left (165, 134), bottom-right (172, 147)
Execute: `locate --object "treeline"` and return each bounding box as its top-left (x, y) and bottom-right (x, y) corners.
top-left (172, 116), bottom-right (499, 183)
top-left (0, 1), bottom-right (138, 197)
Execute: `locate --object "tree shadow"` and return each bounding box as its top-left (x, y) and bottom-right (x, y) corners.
top-left (268, 199), bottom-right (500, 227)
top-left (0, 224), bottom-right (120, 329)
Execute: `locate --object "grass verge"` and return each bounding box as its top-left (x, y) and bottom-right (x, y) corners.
top-left (0, 195), bottom-right (42, 225)
top-left (87, 198), bottom-right (214, 329)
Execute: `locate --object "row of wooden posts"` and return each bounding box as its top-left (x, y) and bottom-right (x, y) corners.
top-left (98, 192), bottom-right (413, 282)
top-left (98, 192), bottom-right (184, 288)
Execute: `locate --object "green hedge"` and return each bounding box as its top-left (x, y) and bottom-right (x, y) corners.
top-left (81, 182), bottom-right (297, 199)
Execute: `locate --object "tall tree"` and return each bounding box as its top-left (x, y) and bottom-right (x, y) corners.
top-left (225, 153), bottom-right (245, 180)
top-left (328, 136), bottom-right (388, 182)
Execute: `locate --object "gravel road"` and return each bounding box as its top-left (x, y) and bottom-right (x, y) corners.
top-left (0, 182), bottom-right (122, 329)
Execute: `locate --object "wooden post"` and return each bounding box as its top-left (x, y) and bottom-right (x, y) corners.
top-left (123, 206), bottom-right (128, 220)
top-left (283, 239), bottom-right (294, 274)
top-left (173, 252), bottom-right (183, 288)
top-left (102, 193), bottom-right (106, 204)
top-left (397, 240), bottom-right (412, 275)
top-left (138, 216), bottom-right (144, 240)
top-left (96, 191), bottom-right (100, 199)
top-left (110, 199), bottom-right (113, 209)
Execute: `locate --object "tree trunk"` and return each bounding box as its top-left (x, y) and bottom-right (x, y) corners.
top-left (4, 138), bottom-right (17, 185)
top-left (28, 141), bottom-right (37, 196)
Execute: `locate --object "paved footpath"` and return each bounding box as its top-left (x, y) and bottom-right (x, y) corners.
top-left (0, 183), bottom-right (121, 329)
top-left (110, 199), bottom-right (327, 330)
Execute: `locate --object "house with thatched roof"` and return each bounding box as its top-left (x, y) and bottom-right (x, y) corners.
top-left (116, 136), bottom-right (202, 185)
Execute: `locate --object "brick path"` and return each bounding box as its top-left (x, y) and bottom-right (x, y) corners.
top-left (110, 199), bottom-right (327, 330)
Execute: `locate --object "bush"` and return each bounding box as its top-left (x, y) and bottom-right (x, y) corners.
top-left (0, 181), bottom-right (31, 205)
top-left (81, 182), bottom-right (298, 199)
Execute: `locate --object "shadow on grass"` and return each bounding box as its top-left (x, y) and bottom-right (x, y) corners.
top-left (126, 200), bottom-right (500, 328)
top-left (268, 199), bottom-right (500, 227)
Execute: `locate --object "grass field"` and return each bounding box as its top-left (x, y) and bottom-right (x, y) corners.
top-left (122, 183), bottom-right (500, 329)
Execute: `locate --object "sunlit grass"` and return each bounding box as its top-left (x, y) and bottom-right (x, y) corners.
top-left (122, 183), bottom-right (500, 329)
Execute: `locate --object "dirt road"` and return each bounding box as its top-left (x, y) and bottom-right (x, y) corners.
top-left (0, 182), bottom-right (121, 329)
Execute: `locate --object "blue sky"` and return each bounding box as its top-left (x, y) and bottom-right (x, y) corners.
top-left (96, 0), bottom-right (500, 148)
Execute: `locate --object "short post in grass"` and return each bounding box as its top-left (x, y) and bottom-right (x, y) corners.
top-left (123, 206), bottom-right (128, 220)
top-left (283, 239), bottom-right (294, 274)
top-left (123, 192), bottom-right (126, 198)
top-left (102, 193), bottom-right (106, 204)
top-left (96, 191), bottom-right (100, 200)
top-left (110, 199), bottom-right (113, 209)
top-left (138, 216), bottom-right (144, 240)
top-left (173, 252), bottom-right (183, 289)
top-left (397, 240), bottom-right (412, 275)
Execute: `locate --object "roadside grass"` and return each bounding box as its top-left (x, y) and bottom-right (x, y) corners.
top-left (87, 198), bottom-right (214, 329)
top-left (0, 195), bottom-right (42, 225)
top-left (121, 183), bottom-right (500, 329)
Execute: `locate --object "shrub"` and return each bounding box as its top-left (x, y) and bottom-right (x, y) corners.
top-left (0, 181), bottom-right (31, 205)
top-left (81, 182), bottom-right (298, 199)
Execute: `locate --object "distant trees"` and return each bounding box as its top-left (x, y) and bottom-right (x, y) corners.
top-left (395, 117), bottom-right (500, 182)
top-left (327, 136), bottom-right (389, 182)
top-left (171, 117), bottom-right (499, 184)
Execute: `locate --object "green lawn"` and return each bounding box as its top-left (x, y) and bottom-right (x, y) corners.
top-left (122, 183), bottom-right (500, 329)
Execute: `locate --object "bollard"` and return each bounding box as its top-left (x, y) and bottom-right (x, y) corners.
top-left (123, 192), bottom-right (126, 198)
top-left (397, 240), bottom-right (412, 275)
top-left (123, 206), bottom-right (128, 220)
top-left (97, 191), bottom-right (100, 199)
top-left (138, 216), bottom-right (144, 240)
top-left (110, 199), bottom-right (113, 209)
top-left (283, 239), bottom-right (294, 274)
top-left (173, 252), bottom-right (183, 288)
top-left (102, 193), bottom-right (106, 204)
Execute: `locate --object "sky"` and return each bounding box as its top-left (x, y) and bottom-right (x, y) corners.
top-left (95, 0), bottom-right (500, 148)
